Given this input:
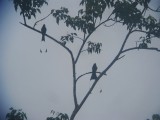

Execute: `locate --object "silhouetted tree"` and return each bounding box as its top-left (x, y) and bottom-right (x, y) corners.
top-left (6, 107), bottom-right (27, 120)
top-left (10, 0), bottom-right (160, 120)
top-left (147, 114), bottom-right (160, 120)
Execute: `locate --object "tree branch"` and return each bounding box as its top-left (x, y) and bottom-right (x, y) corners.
top-left (148, 6), bottom-right (160, 12)
top-left (20, 22), bottom-right (79, 108)
top-left (71, 57), bottom-right (78, 107)
top-left (76, 72), bottom-right (107, 82)
top-left (33, 11), bottom-right (52, 28)
top-left (104, 21), bottom-right (117, 27)
top-left (73, 36), bottom-right (84, 41)
top-left (117, 55), bottom-right (125, 61)
top-left (20, 22), bottom-right (71, 52)
top-left (74, 25), bottom-right (134, 120)
top-left (131, 29), bottom-right (149, 34)
top-left (74, 11), bottom-right (114, 64)
top-left (122, 47), bottom-right (160, 53)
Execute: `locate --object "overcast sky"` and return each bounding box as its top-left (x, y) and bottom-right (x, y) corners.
top-left (0, 0), bottom-right (160, 120)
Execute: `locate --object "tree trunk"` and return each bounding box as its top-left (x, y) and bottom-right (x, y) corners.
top-left (70, 107), bottom-right (80, 120)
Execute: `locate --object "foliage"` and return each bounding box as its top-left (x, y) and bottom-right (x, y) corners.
top-left (6, 107), bottom-right (27, 120)
top-left (60, 33), bottom-right (77, 43)
top-left (147, 114), bottom-right (160, 120)
top-left (10, 0), bottom-right (48, 19)
top-left (50, 0), bottom-right (160, 50)
top-left (46, 110), bottom-right (69, 120)
top-left (87, 41), bottom-right (102, 54)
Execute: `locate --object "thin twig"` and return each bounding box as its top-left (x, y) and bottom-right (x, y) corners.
top-left (117, 55), bottom-right (125, 61)
top-left (148, 6), bottom-right (160, 12)
top-left (122, 47), bottom-right (160, 53)
top-left (104, 21), bottom-right (117, 27)
top-left (76, 72), bottom-right (107, 82)
top-left (33, 12), bottom-right (52, 28)
top-left (74, 36), bottom-right (84, 41)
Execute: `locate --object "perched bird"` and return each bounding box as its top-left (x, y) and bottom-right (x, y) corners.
top-left (90, 63), bottom-right (98, 80)
top-left (41, 24), bottom-right (47, 41)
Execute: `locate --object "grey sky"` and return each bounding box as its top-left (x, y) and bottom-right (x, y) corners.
top-left (0, 0), bottom-right (160, 120)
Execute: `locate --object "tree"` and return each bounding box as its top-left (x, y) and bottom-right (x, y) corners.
top-left (10, 0), bottom-right (160, 120)
top-left (6, 107), bottom-right (27, 120)
top-left (147, 114), bottom-right (160, 120)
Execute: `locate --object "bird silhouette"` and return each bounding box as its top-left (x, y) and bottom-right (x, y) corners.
top-left (90, 63), bottom-right (97, 80)
top-left (41, 24), bottom-right (47, 41)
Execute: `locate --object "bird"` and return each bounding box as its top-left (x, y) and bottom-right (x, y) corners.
top-left (41, 24), bottom-right (47, 41)
top-left (90, 63), bottom-right (98, 80)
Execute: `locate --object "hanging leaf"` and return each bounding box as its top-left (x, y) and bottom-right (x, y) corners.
top-left (56, 17), bottom-right (60, 25)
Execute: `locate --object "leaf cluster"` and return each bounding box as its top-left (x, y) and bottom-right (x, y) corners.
top-left (11, 0), bottom-right (48, 19)
top-left (113, 0), bottom-right (160, 38)
top-left (152, 114), bottom-right (160, 120)
top-left (52, 7), bottom-right (95, 34)
top-left (144, 15), bottom-right (160, 38)
top-left (139, 36), bottom-right (150, 44)
top-left (46, 111), bottom-right (69, 120)
top-left (147, 114), bottom-right (160, 120)
top-left (87, 41), bottom-right (102, 54)
top-left (80, 0), bottom-right (114, 20)
top-left (51, 0), bottom-right (114, 34)
top-left (60, 33), bottom-right (77, 43)
top-left (113, 0), bottom-right (144, 29)
top-left (6, 107), bottom-right (27, 120)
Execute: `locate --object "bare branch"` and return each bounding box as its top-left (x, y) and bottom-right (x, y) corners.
top-left (104, 21), bottom-right (117, 27)
top-left (76, 72), bottom-right (107, 82)
top-left (148, 6), bottom-right (160, 12)
top-left (19, 22), bottom-right (75, 58)
top-left (33, 11), bottom-right (52, 28)
top-left (20, 22), bottom-right (79, 107)
top-left (75, 25), bottom-right (134, 120)
top-left (109, 18), bottom-right (123, 24)
top-left (131, 29), bottom-right (150, 34)
top-left (122, 47), bottom-right (160, 53)
top-left (117, 55), bottom-right (125, 61)
top-left (20, 22), bottom-right (60, 43)
top-left (73, 36), bottom-right (84, 41)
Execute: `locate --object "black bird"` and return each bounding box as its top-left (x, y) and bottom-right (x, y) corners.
top-left (90, 63), bottom-right (98, 80)
top-left (41, 24), bottom-right (47, 41)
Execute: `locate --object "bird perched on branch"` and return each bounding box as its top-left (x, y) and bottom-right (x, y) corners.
top-left (90, 63), bottom-right (98, 80)
top-left (41, 24), bottom-right (47, 41)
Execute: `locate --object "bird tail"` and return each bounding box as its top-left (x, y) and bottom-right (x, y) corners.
top-left (90, 73), bottom-right (97, 80)
top-left (42, 34), bottom-right (45, 41)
